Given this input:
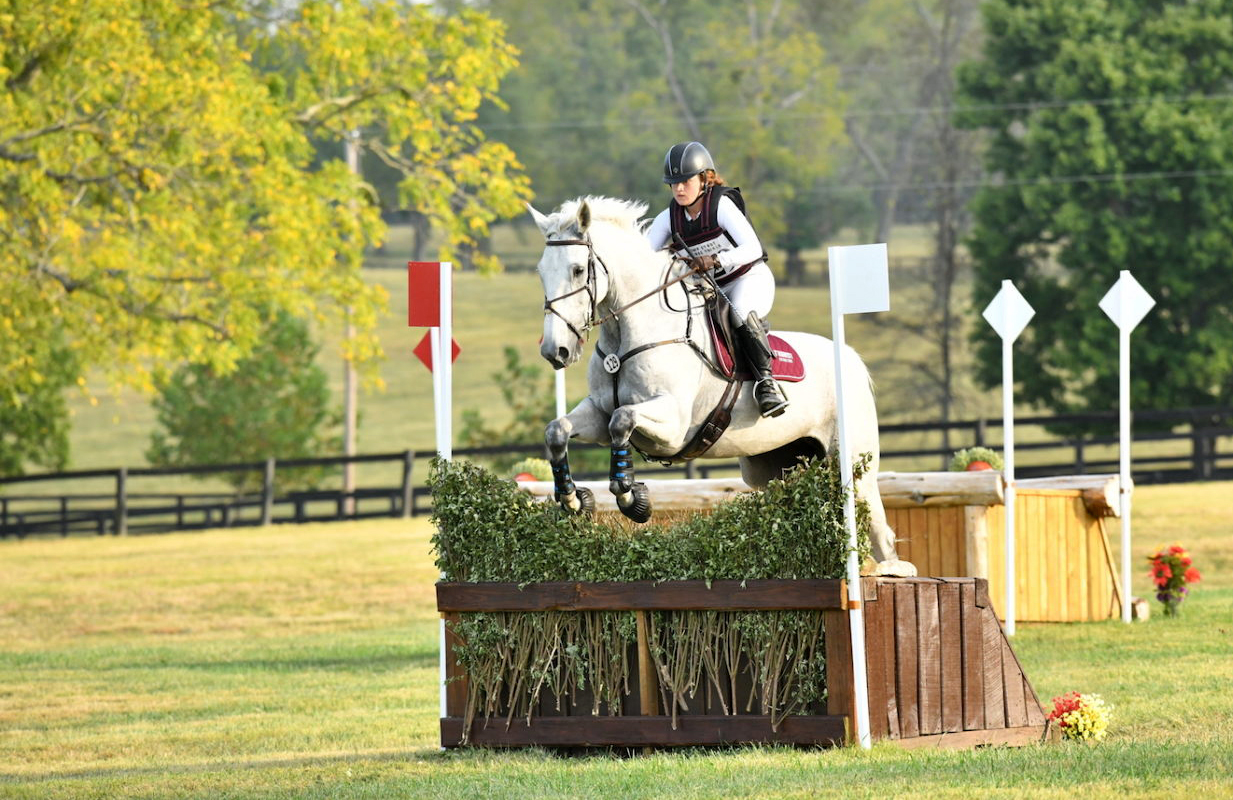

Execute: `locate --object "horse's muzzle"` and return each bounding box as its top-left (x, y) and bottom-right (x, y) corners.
top-left (541, 341), bottom-right (573, 370)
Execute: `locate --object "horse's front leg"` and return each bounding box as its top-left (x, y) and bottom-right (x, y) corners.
top-left (545, 396), bottom-right (609, 514)
top-left (608, 395), bottom-right (685, 523)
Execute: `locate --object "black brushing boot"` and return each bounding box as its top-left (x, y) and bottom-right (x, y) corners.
top-left (735, 312), bottom-right (789, 418)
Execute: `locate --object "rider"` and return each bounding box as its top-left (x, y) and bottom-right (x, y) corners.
top-left (644, 141), bottom-right (789, 418)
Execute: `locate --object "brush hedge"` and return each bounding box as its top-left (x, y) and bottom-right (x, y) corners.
top-left (430, 455), bottom-right (871, 583)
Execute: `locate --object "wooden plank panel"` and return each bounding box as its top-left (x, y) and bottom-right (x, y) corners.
top-left (938, 582), bottom-right (962, 733)
top-left (935, 508), bottom-right (951, 577)
top-left (443, 613), bottom-right (468, 718)
top-left (984, 504), bottom-right (1004, 621)
top-left (947, 507), bottom-right (965, 577)
top-left (635, 611), bottom-right (658, 716)
top-left (917, 583), bottom-right (942, 735)
top-left (824, 608), bottom-right (854, 732)
top-left (862, 586), bottom-right (891, 740)
top-left (893, 583), bottom-right (920, 738)
top-left (1045, 495), bottom-right (1065, 621)
top-left (927, 507), bottom-right (943, 579)
top-left (960, 583), bottom-right (984, 731)
top-left (1022, 493), bottom-right (1037, 621)
top-left (1023, 677), bottom-right (1047, 725)
top-left (880, 582), bottom-right (900, 738)
top-left (885, 724), bottom-right (1047, 750)
top-left (437, 579), bottom-right (845, 612)
top-left (903, 508), bottom-right (923, 573)
top-left (1068, 497), bottom-right (1083, 622)
top-left (981, 606), bottom-right (1006, 729)
top-left (1002, 636), bottom-right (1028, 728)
top-left (912, 512), bottom-right (927, 574)
top-left (441, 714), bottom-right (850, 748)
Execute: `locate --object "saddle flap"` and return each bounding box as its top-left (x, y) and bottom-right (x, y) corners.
top-left (706, 304), bottom-right (806, 383)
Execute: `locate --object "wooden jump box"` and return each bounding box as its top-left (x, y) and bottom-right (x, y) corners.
top-left (880, 473), bottom-right (1123, 622)
top-left (437, 577), bottom-right (1048, 749)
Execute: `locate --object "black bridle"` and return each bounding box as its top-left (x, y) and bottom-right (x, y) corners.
top-left (542, 236), bottom-right (609, 346)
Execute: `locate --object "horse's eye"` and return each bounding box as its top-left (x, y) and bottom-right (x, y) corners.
top-left (572, 266), bottom-right (585, 279)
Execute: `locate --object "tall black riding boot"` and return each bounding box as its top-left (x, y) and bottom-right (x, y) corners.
top-left (735, 313), bottom-right (789, 418)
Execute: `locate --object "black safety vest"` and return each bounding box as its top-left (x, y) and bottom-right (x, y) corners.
top-left (667, 186), bottom-right (768, 268)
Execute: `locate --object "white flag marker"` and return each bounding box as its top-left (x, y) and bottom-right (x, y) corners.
top-left (828, 243), bottom-right (890, 750)
top-left (982, 280), bottom-right (1035, 637)
top-left (1099, 270), bottom-right (1155, 623)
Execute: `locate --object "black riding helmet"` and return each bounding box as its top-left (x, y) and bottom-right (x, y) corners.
top-left (663, 141), bottom-right (715, 184)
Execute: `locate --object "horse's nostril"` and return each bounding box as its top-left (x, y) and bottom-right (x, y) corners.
top-left (557, 346), bottom-right (570, 363)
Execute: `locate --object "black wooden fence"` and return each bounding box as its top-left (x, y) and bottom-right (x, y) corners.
top-left (2, 406), bottom-right (1230, 538)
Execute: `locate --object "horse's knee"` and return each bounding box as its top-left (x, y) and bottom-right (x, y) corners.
top-left (608, 406), bottom-right (637, 446)
top-left (546, 417), bottom-right (573, 460)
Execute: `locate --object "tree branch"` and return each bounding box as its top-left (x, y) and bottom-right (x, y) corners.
top-left (625, 0), bottom-right (702, 141)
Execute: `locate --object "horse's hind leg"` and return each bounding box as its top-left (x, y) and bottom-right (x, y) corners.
top-left (545, 397), bottom-right (608, 514)
top-left (857, 465), bottom-right (918, 577)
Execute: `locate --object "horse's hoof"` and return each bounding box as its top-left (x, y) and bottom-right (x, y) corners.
top-left (557, 487), bottom-right (596, 516)
top-left (618, 482), bottom-right (652, 524)
top-left (576, 486), bottom-right (596, 516)
top-left (872, 559), bottom-right (918, 578)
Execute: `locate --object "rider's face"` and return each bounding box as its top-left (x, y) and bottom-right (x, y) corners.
top-left (672, 174), bottom-right (703, 207)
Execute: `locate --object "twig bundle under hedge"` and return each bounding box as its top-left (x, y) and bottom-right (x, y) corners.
top-left (429, 456), bottom-right (870, 739)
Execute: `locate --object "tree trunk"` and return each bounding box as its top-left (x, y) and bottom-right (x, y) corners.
top-left (783, 247), bottom-right (806, 287)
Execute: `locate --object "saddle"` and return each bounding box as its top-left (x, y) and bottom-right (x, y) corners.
top-left (705, 302), bottom-right (806, 383)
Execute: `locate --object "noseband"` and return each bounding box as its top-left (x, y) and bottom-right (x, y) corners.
top-left (542, 236), bottom-right (609, 345)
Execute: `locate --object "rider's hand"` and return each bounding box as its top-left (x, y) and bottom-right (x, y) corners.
top-left (689, 254), bottom-right (721, 273)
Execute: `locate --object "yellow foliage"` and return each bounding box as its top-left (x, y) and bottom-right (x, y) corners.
top-left (0, 0), bottom-right (528, 402)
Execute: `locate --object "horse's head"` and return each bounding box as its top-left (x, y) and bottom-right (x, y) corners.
top-left (530, 199), bottom-right (603, 368)
top-left (531, 196), bottom-right (657, 368)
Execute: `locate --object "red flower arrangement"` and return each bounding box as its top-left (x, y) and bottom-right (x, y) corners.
top-left (1146, 543), bottom-right (1201, 617)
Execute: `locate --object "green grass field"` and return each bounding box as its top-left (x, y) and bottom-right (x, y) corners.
top-left (1, 480), bottom-right (1230, 799)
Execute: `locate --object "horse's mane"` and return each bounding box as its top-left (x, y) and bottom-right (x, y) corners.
top-left (543, 196), bottom-right (649, 238)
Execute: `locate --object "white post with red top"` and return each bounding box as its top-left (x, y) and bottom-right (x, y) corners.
top-left (407, 260), bottom-right (455, 731)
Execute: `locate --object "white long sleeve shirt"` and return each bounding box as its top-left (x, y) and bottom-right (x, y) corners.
top-left (644, 194), bottom-right (764, 270)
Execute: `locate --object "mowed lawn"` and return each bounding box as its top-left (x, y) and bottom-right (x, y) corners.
top-left (1, 481), bottom-right (1230, 799)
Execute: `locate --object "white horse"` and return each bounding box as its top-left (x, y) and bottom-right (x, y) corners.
top-left (530, 196), bottom-right (915, 577)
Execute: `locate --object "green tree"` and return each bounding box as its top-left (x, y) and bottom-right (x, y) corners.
top-left (0, 322), bottom-right (76, 476)
top-left (1, 0), bottom-right (529, 472)
top-left (146, 311), bottom-right (339, 492)
top-left (473, 0), bottom-right (846, 261)
top-left (957, 0), bottom-right (1233, 413)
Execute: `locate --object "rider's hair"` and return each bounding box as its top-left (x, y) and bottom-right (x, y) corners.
top-left (703, 169), bottom-right (727, 188)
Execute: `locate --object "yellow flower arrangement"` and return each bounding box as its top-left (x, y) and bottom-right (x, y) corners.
top-left (1047, 692), bottom-right (1113, 742)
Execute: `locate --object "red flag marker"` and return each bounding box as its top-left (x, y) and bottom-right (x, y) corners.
top-left (408, 261), bottom-right (443, 327)
top-left (414, 331), bottom-right (461, 372)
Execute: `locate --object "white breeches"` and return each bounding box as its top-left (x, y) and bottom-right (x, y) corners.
top-left (722, 261), bottom-right (775, 326)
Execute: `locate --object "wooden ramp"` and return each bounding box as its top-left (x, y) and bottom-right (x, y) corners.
top-left (831, 577), bottom-right (1050, 748)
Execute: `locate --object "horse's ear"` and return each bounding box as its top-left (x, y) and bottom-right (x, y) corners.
top-left (527, 202), bottom-right (551, 235)
top-left (578, 200), bottom-right (591, 234)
